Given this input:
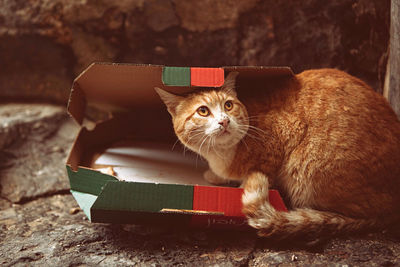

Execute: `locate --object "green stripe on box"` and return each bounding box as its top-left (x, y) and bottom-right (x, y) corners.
top-left (67, 166), bottom-right (118, 196)
top-left (92, 181), bottom-right (194, 212)
top-left (162, 67), bottom-right (190, 86)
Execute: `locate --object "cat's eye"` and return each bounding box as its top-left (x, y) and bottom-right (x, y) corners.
top-left (224, 101), bottom-right (233, 111)
top-left (197, 106), bottom-right (210, 117)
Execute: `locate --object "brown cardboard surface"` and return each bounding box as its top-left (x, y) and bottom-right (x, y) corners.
top-left (67, 83), bottom-right (86, 125)
top-left (223, 66), bottom-right (293, 77)
top-left (69, 63), bottom-right (192, 125)
top-left (67, 63), bottom-right (295, 126)
top-left (75, 63), bottom-right (163, 109)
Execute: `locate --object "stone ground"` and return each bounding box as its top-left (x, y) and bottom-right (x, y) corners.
top-left (1, 103), bottom-right (400, 266)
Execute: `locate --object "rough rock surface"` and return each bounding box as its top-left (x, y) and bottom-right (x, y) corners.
top-left (1, 194), bottom-right (257, 266)
top-left (0, 0), bottom-right (390, 103)
top-left (1, 103), bottom-right (400, 266)
top-left (0, 104), bottom-right (79, 203)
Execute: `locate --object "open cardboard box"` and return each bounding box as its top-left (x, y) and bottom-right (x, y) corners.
top-left (66, 63), bottom-right (291, 229)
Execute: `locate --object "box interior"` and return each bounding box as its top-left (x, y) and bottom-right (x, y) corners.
top-left (67, 63), bottom-right (295, 187)
top-left (92, 141), bottom-right (212, 186)
top-left (65, 64), bottom-right (292, 225)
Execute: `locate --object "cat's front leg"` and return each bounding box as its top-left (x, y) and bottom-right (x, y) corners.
top-left (203, 169), bottom-right (229, 185)
top-left (242, 172), bottom-right (274, 229)
top-left (242, 172), bottom-right (270, 214)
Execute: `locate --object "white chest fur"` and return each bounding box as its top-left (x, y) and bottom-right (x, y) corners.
top-left (203, 145), bottom-right (241, 181)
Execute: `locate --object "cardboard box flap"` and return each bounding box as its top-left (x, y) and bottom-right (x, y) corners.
top-left (68, 63), bottom-right (165, 125)
top-left (70, 190), bottom-right (97, 221)
top-left (223, 66), bottom-right (293, 77)
top-left (67, 165), bottom-right (118, 196)
top-left (67, 63), bottom-right (295, 125)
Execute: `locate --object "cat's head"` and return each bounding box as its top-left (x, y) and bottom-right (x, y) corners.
top-left (155, 72), bottom-right (248, 155)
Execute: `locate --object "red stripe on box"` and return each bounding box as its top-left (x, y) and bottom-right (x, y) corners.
top-left (190, 186), bottom-right (287, 229)
top-left (191, 68), bottom-right (224, 87)
top-left (268, 189), bottom-right (288, 212)
top-left (192, 186), bottom-right (287, 216)
top-left (193, 186), bottom-right (243, 217)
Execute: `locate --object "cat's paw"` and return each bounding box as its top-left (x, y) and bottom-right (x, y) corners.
top-left (242, 172), bottom-right (269, 207)
top-left (203, 169), bottom-right (228, 185)
top-left (242, 172), bottom-right (270, 220)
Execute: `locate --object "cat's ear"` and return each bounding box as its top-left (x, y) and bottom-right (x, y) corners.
top-left (154, 87), bottom-right (184, 116)
top-left (221, 71), bottom-right (239, 96)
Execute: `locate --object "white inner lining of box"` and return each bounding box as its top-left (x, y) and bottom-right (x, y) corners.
top-left (92, 141), bottom-right (214, 186)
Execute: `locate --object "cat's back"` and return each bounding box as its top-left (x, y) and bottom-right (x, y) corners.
top-left (294, 68), bottom-right (400, 162)
top-left (294, 68), bottom-right (400, 136)
top-left (295, 69), bottom-right (396, 120)
top-left (280, 69), bottom-right (400, 215)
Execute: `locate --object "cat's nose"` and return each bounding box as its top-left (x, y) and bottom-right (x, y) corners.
top-left (218, 118), bottom-right (230, 128)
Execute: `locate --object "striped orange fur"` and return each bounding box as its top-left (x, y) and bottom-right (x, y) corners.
top-left (155, 69), bottom-right (400, 243)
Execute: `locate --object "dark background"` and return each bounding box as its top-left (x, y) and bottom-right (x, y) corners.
top-left (0, 0), bottom-right (391, 103)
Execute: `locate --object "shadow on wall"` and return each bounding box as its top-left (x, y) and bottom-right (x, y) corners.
top-left (0, 0), bottom-right (390, 103)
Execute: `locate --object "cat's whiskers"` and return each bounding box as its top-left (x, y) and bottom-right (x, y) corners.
top-left (237, 128), bottom-right (263, 142)
top-left (211, 138), bottom-right (225, 159)
top-left (246, 130), bottom-right (265, 140)
top-left (237, 123), bottom-right (267, 134)
top-left (236, 125), bottom-right (259, 136)
top-left (185, 131), bottom-right (205, 145)
top-left (183, 131), bottom-right (205, 156)
top-left (199, 134), bottom-right (213, 156)
top-left (183, 144), bottom-right (189, 156)
top-left (171, 139), bottom-right (181, 151)
top-left (193, 136), bottom-right (204, 167)
top-left (186, 132), bottom-right (205, 159)
top-left (241, 137), bottom-right (250, 151)
top-left (173, 128), bottom-right (208, 152)
top-left (186, 131), bottom-right (204, 143)
top-left (237, 124), bottom-right (267, 140)
top-left (206, 135), bottom-right (213, 156)
top-left (196, 134), bottom-right (211, 167)
top-left (247, 125), bottom-right (267, 134)
top-left (247, 115), bottom-right (265, 121)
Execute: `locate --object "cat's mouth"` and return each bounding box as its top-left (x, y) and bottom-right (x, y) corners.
top-left (217, 129), bottom-right (230, 137)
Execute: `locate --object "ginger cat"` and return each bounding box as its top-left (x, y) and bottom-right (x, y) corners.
top-left (155, 69), bottom-right (400, 242)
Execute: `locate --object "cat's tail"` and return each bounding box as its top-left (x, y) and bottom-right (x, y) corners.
top-left (242, 173), bottom-right (389, 244)
top-left (245, 203), bottom-right (381, 244)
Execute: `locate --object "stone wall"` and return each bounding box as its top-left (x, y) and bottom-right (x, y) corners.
top-left (0, 0), bottom-right (390, 103)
